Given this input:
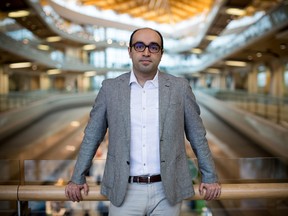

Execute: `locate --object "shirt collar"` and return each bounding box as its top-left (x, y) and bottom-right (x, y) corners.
top-left (129, 70), bottom-right (159, 88)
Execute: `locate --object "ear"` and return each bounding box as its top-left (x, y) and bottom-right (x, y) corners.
top-left (159, 50), bottom-right (164, 60)
top-left (128, 47), bottom-right (132, 58)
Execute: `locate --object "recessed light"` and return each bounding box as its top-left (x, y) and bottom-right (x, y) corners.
top-left (207, 68), bottom-right (220, 73)
top-left (256, 52), bottom-right (262, 57)
top-left (37, 44), bottom-right (50, 51)
top-left (84, 71), bottom-right (97, 77)
top-left (225, 61), bottom-right (247, 67)
top-left (225, 8), bottom-right (245, 16)
top-left (191, 48), bottom-right (202, 54)
top-left (83, 44), bottom-right (96, 50)
top-left (205, 35), bottom-right (217, 41)
top-left (9, 62), bottom-right (32, 68)
top-left (46, 36), bottom-right (61, 42)
top-left (8, 10), bottom-right (30, 18)
top-left (47, 69), bottom-right (61, 75)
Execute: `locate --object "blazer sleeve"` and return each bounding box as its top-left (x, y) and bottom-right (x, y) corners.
top-left (71, 81), bottom-right (108, 184)
top-left (183, 81), bottom-right (218, 183)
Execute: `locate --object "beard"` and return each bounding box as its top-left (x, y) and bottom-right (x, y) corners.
top-left (135, 60), bottom-right (159, 75)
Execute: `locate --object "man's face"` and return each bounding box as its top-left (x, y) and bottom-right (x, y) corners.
top-left (128, 28), bottom-right (163, 76)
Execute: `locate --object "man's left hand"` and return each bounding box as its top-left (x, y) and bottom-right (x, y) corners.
top-left (199, 182), bottom-right (221, 200)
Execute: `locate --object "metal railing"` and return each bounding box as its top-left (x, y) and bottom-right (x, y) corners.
top-left (0, 91), bottom-right (51, 113)
top-left (0, 157), bottom-right (287, 215)
top-left (201, 89), bottom-right (288, 126)
top-left (1, 183), bottom-right (288, 201)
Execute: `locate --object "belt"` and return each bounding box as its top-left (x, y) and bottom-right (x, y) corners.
top-left (128, 174), bottom-right (161, 184)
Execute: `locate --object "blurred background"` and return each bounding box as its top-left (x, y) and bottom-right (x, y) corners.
top-left (0, 0), bottom-right (288, 215)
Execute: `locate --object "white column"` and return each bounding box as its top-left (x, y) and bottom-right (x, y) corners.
top-left (247, 63), bottom-right (258, 94)
top-left (270, 60), bottom-right (283, 97)
top-left (0, 66), bottom-right (9, 94)
top-left (40, 74), bottom-right (50, 91)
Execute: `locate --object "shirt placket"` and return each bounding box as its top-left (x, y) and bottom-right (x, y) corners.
top-left (141, 87), bottom-right (147, 174)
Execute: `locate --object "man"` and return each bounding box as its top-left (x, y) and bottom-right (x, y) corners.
top-left (65, 28), bottom-right (221, 216)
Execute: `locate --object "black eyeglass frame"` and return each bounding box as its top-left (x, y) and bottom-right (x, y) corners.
top-left (131, 42), bottom-right (162, 53)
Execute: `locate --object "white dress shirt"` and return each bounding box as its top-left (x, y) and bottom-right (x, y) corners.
top-left (129, 71), bottom-right (160, 176)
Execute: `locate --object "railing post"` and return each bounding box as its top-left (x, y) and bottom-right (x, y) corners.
top-left (276, 98), bottom-right (281, 124)
top-left (265, 96), bottom-right (269, 119)
top-left (17, 201), bottom-right (30, 216)
top-left (17, 159), bottom-right (30, 216)
top-left (254, 96), bottom-right (258, 114)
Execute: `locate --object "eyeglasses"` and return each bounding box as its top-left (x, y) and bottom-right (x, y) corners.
top-left (131, 42), bottom-right (162, 53)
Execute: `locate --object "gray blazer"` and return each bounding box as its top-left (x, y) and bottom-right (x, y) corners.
top-left (71, 72), bottom-right (218, 206)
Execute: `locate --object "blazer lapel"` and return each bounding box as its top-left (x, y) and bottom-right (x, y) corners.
top-left (159, 72), bottom-right (171, 139)
top-left (118, 73), bottom-right (131, 143)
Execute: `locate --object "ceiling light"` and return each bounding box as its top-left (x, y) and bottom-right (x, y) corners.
top-left (84, 71), bottom-right (97, 77)
top-left (107, 39), bottom-right (113, 44)
top-left (47, 69), bottom-right (61, 75)
top-left (32, 65), bottom-right (37, 70)
top-left (225, 60), bottom-right (247, 67)
top-left (256, 52), bottom-right (262, 57)
top-left (191, 48), bottom-right (202, 54)
top-left (225, 8), bottom-right (246, 16)
top-left (83, 44), bottom-right (96, 50)
top-left (205, 35), bottom-right (217, 41)
top-left (9, 62), bottom-right (32, 69)
top-left (46, 36), bottom-right (61, 42)
top-left (37, 44), bottom-right (50, 51)
top-left (207, 68), bottom-right (221, 73)
top-left (8, 10), bottom-right (30, 18)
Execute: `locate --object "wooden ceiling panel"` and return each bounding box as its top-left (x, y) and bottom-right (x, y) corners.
top-left (79, 0), bottom-right (214, 24)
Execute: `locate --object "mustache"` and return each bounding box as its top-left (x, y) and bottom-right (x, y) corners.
top-left (139, 58), bottom-right (152, 62)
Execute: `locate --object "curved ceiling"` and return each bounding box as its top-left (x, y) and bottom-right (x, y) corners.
top-left (79, 0), bottom-right (214, 24)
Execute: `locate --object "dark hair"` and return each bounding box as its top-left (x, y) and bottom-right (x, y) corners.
top-left (129, 28), bottom-right (164, 50)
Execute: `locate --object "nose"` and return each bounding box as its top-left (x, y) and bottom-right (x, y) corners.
top-left (143, 46), bottom-right (151, 56)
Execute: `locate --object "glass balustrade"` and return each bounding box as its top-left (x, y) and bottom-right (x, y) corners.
top-left (0, 157), bottom-right (287, 215)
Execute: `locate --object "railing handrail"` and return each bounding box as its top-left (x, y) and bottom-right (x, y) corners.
top-left (0, 183), bottom-right (287, 201)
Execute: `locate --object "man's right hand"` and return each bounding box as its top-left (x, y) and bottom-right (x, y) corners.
top-left (65, 181), bottom-right (89, 202)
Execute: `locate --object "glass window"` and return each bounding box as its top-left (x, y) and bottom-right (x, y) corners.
top-left (93, 27), bottom-right (106, 41)
top-left (106, 47), bottom-right (130, 68)
top-left (106, 28), bottom-right (130, 42)
top-left (257, 64), bottom-right (270, 94)
top-left (91, 51), bottom-right (105, 67)
top-left (6, 29), bottom-right (36, 41)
